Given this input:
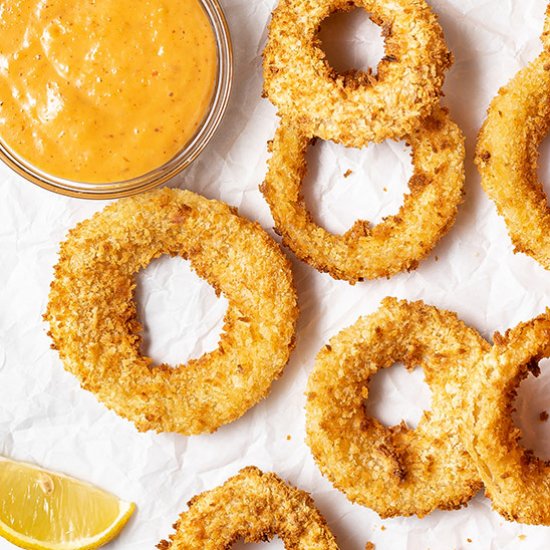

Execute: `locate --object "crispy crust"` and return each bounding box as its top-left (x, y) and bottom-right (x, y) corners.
top-left (45, 189), bottom-right (298, 435)
top-left (475, 6), bottom-right (550, 270)
top-left (261, 107), bottom-right (465, 283)
top-left (306, 298), bottom-right (486, 518)
top-left (457, 313), bottom-right (550, 525)
top-left (157, 466), bottom-right (340, 549)
top-left (263, 0), bottom-right (452, 148)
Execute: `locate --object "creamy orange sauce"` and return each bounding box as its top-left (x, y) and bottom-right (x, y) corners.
top-left (0, 0), bottom-right (217, 183)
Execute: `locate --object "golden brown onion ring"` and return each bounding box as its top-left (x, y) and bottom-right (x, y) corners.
top-left (457, 312), bottom-right (550, 525)
top-left (476, 6), bottom-right (550, 270)
top-left (263, 0), bottom-right (451, 148)
top-left (306, 297), bottom-right (486, 518)
top-left (261, 107), bottom-right (465, 283)
top-left (46, 189), bottom-right (298, 435)
top-left (157, 466), bottom-right (340, 549)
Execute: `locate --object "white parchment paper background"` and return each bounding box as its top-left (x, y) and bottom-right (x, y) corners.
top-left (2, 0), bottom-right (550, 548)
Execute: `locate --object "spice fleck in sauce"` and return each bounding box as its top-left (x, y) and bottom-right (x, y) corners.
top-left (0, 0), bottom-right (217, 183)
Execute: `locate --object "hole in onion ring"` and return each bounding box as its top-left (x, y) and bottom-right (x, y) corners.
top-left (317, 8), bottom-right (384, 75)
top-left (135, 255), bottom-right (228, 367)
top-left (302, 139), bottom-right (413, 235)
top-left (537, 133), bottom-right (550, 205)
top-left (512, 358), bottom-right (550, 461)
top-left (233, 538), bottom-right (284, 548)
top-left (364, 362), bottom-right (432, 430)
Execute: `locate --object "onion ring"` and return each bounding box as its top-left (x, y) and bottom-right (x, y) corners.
top-left (45, 189), bottom-right (298, 435)
top-left (261, 107), bottom-right (465, 283)
top-left (476, 7), bottom-right (550, 270)
top-left (157, 466), bottom-right (340, 549)
top-left (457, 312), bottom-right (550, 525)
top-left (263, 0), bottom-right (452, 148)
top-left (306, 297), bottom-right (486, 518)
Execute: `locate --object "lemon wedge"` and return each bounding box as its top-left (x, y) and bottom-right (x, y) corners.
top-left (0, 456), bottom-right (135, 550)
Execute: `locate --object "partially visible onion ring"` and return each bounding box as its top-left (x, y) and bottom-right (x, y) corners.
top-left (157, 466), bottom-right (340, 549)
top-left (263, 0), bottom-right (452, 148)
top-left (46, 188), bottom-right (298, 435)
top-left (261, 107), bottom-right (465, 283)
top-left (476, 6), bottom-right (550, 270)
top-left (306, 297), bottom-right (486, 518)
top-left (457, 312), bottom-right (550, 525)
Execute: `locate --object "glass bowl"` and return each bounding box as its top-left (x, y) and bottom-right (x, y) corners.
top-left (0, 0), bottom-right (233, 200)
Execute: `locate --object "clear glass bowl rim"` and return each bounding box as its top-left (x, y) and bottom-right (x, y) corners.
top-left (0, 0), bottom-right (233, 200)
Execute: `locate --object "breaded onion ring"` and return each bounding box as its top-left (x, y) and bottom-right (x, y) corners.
top-left (457, 312), bottom-right (550, 525)
top-left (306, 297), bottom-right (486, 518)
top-left (157, 466), bottom-right (340, 549)
top-left (263, 0), bottom-right (452, 148)
top-left (45, 189), bottom-right (298, 435)
top-left (476, 6), bottom-right (550, 270)
top-left (261, 107), bottom-right (465, 283)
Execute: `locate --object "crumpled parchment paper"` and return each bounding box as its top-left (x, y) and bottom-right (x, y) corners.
top-left (2, 0), bottom-right (550, 548)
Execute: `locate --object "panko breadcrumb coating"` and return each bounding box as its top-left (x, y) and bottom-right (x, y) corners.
top-left (457, 312), bottom-right (550, 525)
top-left (261, 107), bottom-right (465, 283)
top-left (476, 5), bottom-right (550, 270)
top-left (263, 0), bottom-right (452, 148)
top-left (157, 466), bottom-right (340, 549)
top-left (45, 189), bottom-right (298, 435)
top-left (306, 298), bottom-right (486, 518)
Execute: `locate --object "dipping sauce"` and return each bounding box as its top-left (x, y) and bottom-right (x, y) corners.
top-left (0, 0), bottom-right (217, 183)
